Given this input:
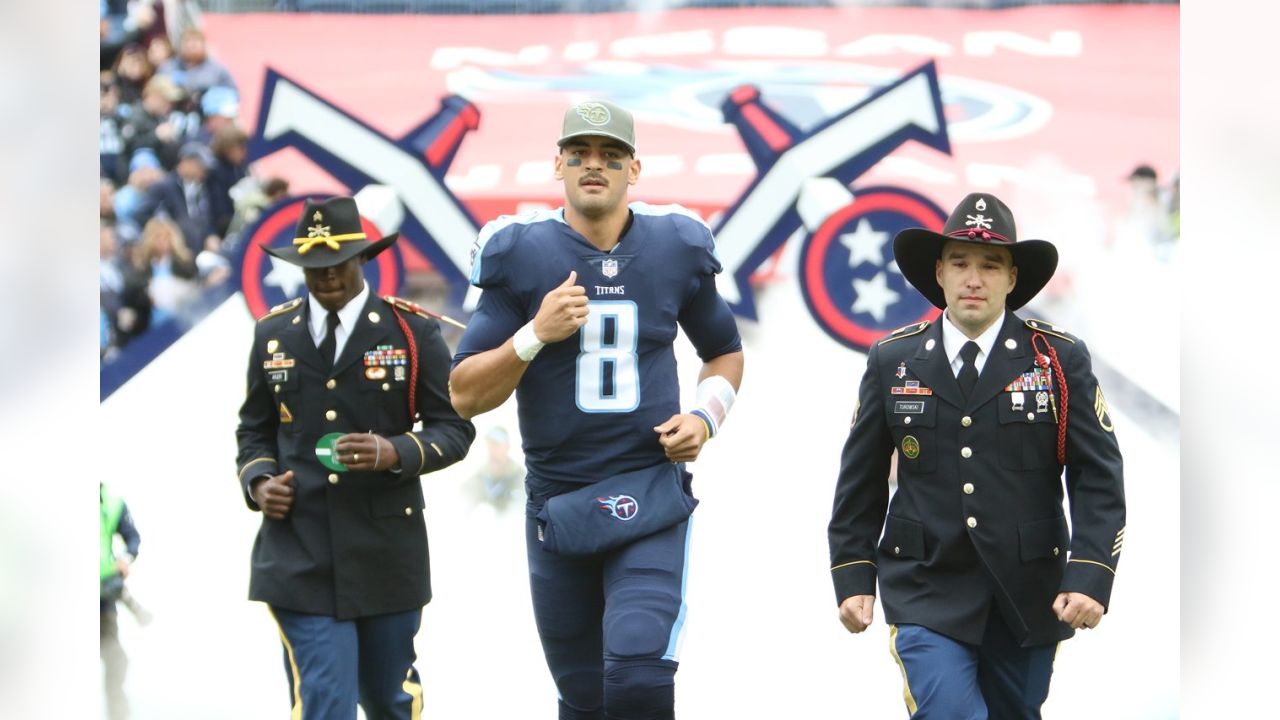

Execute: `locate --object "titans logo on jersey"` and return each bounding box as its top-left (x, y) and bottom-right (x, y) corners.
top-left (454, 202), bottom-right (742, 484)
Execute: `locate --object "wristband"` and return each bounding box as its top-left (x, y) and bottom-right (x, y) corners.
top-left (513, 321), bottom-right (546, 362)
top-left (688, 375), bottom-right (737, 439)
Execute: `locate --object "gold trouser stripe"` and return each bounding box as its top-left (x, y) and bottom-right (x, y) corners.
top-left (403, 668), bottom-right (424, 720)
top-left (888, 625), bottom-right (919, 714)
top-left (404, 433), bottom-right (428, 474)
top-left (238, 457), bottom-right (276, 482)
top-left (1069, 558), bottom-right (1116, 575)
top-left (830, 559), bottom-right (877, 572)
top-left (267, 607), bottom-right (304, 720)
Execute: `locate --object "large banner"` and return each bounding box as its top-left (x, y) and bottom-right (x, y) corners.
top-left (210, 5), bottom-right (1176, 354)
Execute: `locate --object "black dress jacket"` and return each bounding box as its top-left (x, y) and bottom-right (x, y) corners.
top-left (829, 312), bottom-right (1125, 647)
top-left (236, 292), bottom-right (475, 620)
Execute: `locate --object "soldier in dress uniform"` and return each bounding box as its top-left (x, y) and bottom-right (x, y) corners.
top-left (235, 196), bottom-right (475, 720)
top-left (828, 193), bottom-right (1125, 719)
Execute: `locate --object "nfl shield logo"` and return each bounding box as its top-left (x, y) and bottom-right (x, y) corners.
top-left (602, 258), bottom-right (618, 278)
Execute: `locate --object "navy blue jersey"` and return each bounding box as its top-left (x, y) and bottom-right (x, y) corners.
top-left (454, 202), bottom-right (742, 484)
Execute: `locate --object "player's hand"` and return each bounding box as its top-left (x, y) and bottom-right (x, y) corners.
top-left (115, 557), bottom-right (131, 579)
top-left (1053, 591), bottom-right (1104, 630)
top-left (653, 414), bottom-right (709, 463)
top-left (533, 271), bottom-right (589, 343)
top-left (335, 433), bottom-right (399, 472)
top-left (252, 470), bottom-right (295, 520)
top-left (839, 595), bottom-right (876, 633)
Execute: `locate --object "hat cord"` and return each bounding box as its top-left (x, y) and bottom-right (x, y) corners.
top-left (1031, 331), bottom-right (1067, 465)
top-left (946, 228), bottom-right (1010, 244)
top-left (293, 232), bottom-right (368, 255)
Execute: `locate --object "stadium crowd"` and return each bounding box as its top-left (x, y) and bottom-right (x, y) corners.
top-left (99, 0), bottom-right (288, 359)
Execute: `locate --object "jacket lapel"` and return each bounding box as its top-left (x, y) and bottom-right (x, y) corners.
top-left (968, 312), bottom-right (1031, 410)
top-left (906, 321), bottom-right (963, 409)
top-left (332, 293), bottom-right (394, 377)
top-left (281, 301), bottom-right (327, 374)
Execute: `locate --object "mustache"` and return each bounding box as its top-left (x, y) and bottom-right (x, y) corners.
top-left (579, 173), bottom-right (608, 185)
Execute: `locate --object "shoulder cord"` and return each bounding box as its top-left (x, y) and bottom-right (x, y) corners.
top-left (1031, 331), bottom-right (1068, 465)
top-left (388, 305), bottom-right (420, 420)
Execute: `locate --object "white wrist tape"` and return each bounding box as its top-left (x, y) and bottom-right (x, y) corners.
top-left (690, 375), bottom-right (737, 438)
top-left (513, 321), bottom-right (546, 362)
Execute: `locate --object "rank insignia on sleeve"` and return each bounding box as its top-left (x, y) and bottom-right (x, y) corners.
top-left (1095, 386), bottom-right (1115, 432)
top-left (279, 402), bottom-right (293, 423)
top-left (901, 435), bottom-right (921, 459)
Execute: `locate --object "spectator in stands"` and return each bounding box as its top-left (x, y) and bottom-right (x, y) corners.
top-left (147, 33), bottom-right (175, 70)
top-left (222, 177), bottom-right (290, 254)
top-left (101, 223), bottom-right (126, 356)
top-left (111, 43), bottom-right (156, 108)
top-left (100, 82), bottom-right (128, 184)
top-left (135, 142), bottom-right (219, 257)
top-left (160, 28), bottom-right (238, 103)
top-left (113, 148), bottom-right (167, 245)
top-left (101, 0), bottom-right (158, 71)
top-left (101, 178), bottom-right (118, 224)
top-left (207, 124), bottom-right (250, 237)
top-left (123, 217), bottom-right (199, 336)
top-left (197, 85), bottom-right (240, 144)
top-left (121, 74), bottom-right (191, 169)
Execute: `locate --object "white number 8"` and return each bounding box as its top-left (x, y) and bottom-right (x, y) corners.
top-left (576, 301), bottom-right (640, 413)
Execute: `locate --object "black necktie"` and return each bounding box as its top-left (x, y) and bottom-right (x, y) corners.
top-left (958, 341), bottom-right (980, 399)
top-left (319, 311), bottom-right (339, 367)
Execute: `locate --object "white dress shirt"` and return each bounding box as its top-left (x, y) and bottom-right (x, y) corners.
top-left (307, 281), bottom-right (369, 362)
top-left (941, 309), bottom-right (1006, 378)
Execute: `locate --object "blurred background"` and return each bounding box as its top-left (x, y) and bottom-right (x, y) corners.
top-left (91, 0), bottom-right (1177, 717)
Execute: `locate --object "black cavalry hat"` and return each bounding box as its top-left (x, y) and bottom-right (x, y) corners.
top-left (262, 196), bottom-right (398, 269)
top-left (892, 192), bottom-right (1058, 311)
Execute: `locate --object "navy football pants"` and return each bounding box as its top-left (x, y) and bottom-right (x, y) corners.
top-left (525, 496), bottom-right (691, 720)
top-left (890, 611), bottom-right (1056, 719)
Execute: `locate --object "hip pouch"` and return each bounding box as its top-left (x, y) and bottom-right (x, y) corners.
top-left (536, 464), bottom-right (698, 557)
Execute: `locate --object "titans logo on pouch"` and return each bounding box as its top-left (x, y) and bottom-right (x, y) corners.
top-left (598, 495), bottom-right (639, 522)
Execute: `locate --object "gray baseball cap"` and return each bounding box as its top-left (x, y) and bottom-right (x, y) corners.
top-left (557, 100), bottom-right (636, 155)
